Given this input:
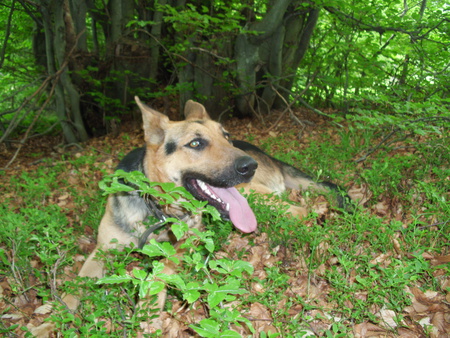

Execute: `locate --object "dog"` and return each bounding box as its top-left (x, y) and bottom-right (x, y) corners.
top-left (61, 96), bottom-right (349, 317)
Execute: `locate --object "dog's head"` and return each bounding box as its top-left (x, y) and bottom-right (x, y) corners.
top-left (135, 96), bottom-right (258, 233)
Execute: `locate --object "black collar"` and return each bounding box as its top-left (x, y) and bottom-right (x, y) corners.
top-left (138, 195), bottom-right (169, 249)
top-left (138, 195), bottom-right (191, 249)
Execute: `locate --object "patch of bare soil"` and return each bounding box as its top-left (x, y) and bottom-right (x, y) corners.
top-left (1, 107), bottom-right (449, 337)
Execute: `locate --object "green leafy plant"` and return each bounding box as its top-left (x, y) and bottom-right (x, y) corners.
top-left (96, 170), bottom-right (255, 336)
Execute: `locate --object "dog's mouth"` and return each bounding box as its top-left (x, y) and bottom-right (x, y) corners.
top-left (184, 178), bottom-right (257, 233)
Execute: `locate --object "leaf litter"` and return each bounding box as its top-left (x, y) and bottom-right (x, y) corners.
top-left (1, 107), bottom-right (449, 337)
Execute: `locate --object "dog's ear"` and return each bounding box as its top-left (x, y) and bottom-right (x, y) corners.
top-left (184, 100), bottom-right (211, 120)
top-left (135, 96), bottom-right (169, 145)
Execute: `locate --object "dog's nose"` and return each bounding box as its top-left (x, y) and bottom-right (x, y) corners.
top-left (235, 156), bottom-right (258, 179)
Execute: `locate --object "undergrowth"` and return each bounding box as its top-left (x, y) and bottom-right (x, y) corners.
top-left (1, 115), bottom-right (448, 337)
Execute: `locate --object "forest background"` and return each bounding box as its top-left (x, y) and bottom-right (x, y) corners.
top-left (1, 0), bottom-right (449, 146)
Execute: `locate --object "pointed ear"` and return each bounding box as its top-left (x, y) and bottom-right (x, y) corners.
top-left (184, 100), bottom-right (211, 120)
top-left (135, 96), bottom-right (169, 145)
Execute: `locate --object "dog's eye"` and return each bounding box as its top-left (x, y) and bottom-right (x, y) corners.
top-left (189, 140), bottom-right (201, 148)
top-left (185, 138), bottom-right (207, 150)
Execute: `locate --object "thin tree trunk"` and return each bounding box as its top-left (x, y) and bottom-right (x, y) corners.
top-left (0, 0), bottom-right (15, 69)
top-left (149, 0), bottom-right (167, 81)
top-left (40, 5), bottom-right (77, 143)
top-left (54, 0), bottom-right (88, 142)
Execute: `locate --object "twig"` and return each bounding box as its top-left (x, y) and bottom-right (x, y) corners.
top-left (355, 116), bottom-right (449, 163)
top-left (50, 249), bottom-right (66, 299)
top-left (416, 220), bottom-right (448, 231)
top-left (355, 128), bottom-right (398, 163)
top-left (188, 47), bottom-right (231, 62)
top-left (10, 239), bottom-right (29, 302)
top-left (263, 74), bottom-right (319, 133)
top-left (28, 121), bottom-right (59, 140)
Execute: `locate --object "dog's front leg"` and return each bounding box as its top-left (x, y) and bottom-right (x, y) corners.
top-left (62, 205), bottom-right (137, 311)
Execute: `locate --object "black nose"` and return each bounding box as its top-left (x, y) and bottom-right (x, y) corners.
top-left (235, 156), bottom-right (258, 179)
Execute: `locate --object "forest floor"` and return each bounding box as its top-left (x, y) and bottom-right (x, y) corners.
top-left (1, 105), bottom-right (449, 337)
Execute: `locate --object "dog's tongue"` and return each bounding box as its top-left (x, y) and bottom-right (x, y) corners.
top-left (208, 186), bottom-right (257, 233)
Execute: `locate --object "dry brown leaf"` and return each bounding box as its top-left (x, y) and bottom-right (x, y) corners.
top-left (311, 195), bottom-right (329, 216)
top-left (2, 313), bottom-right (23, 320)
top-left (430, 254), bottom-right (450, 266)
top-left (430, 312), bottom-right (447, 334)
top-left (373, 201), bottom-right (389, 216)
top-left (353, 321), bottom-right (388, 337)
top-left (397, 327), bottom-right (422, 337)
top-left (27, 322), bottom-right (56, 338)
top-left (370, 252), bottom-right (392, 266)
top-left (248, 302), bottom-right (277, 334)
top-left (392, 238), bottom-right (402, 255)
top-left (376, 308), bottom-right (399, 329)
top-left (34, 304), bottom-right (53, 315)
top-left (347, 183), bottom-right (372, 205)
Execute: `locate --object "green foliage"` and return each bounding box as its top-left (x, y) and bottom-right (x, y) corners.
top-left (238, 126), bottom-right (448, 336)
top-left (96, 170), bottom-right (254, 336)
top-left (301, 0), bottom-right (449, 109)
top-left (100, 169), bottom-right (221, 224)
top-left (1, 121), bottom-right (448, 336)
top-left (1, 0), bottom-right (449, 138)
top-left (0, 172), bottom-right (76, 305)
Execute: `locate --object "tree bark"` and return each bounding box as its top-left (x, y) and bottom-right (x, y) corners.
top-left (275, 7), bottom-right (320, 107)
top-left (0, 0), bottom-right (15, 69)
top-left (53, 0), bottom-right (88, 142)
top-left (234, 0), bottom-right (292, 116)
top-left (149, 0), bottom-right (167, 81)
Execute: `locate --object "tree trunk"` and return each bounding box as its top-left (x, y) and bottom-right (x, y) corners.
top-left (40, 4), bottom-right (78, 143)
top-left (275, 6), bottom-right (320, 108)
top-left (0, 0), bottom-right (15, 69)
top-left (149, 0), bottom-right (167, 81)
top-left (234, 0), bottom-right (292, 116)
top-left (50, 0), bottom-right (89, 142)
top-left (26, 0), bottom-right (323, 137)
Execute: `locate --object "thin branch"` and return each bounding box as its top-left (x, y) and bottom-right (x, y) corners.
top-left (188, 47), bottom-right (231, 62)
top-left (355, 116), bottom-right (449, 163)
top-left (355, 128), bottom-right (400, 163)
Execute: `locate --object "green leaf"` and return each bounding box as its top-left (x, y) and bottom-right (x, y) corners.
top-left (220, 330), bottom-right (242, 338)
top-left (139, 280), bottom-right (165, 298)
top-left (209, 259), bottom-right (254, 277)
top-left (171, 220), bottom-right (189, 240)
top-left (132, 268), bottom-right (149, 280)
top-left (96, 274), bottom-right (132, 285)
top-left (203, 280), bottom-right (247, 308)
top-left (158, 273), bottom-right (186, 290)
top-left (190, 318), bottom-right (221, 337)
top-left (140, 239), bottom-right (178, 263)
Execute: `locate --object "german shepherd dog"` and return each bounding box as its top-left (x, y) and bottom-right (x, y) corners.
top-left (62, 97), bottom-right (348, 317)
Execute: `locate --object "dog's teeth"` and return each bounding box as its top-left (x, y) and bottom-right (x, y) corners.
top-left (198, 180), bottom-right (207, 190)
top-left (196, 180), bottom-right (225, 205)
top-left (226, 203), bottom-right (230, 211)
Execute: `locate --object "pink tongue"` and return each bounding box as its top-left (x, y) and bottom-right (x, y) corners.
top-left (208, 186), bottom-right (257, 233)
